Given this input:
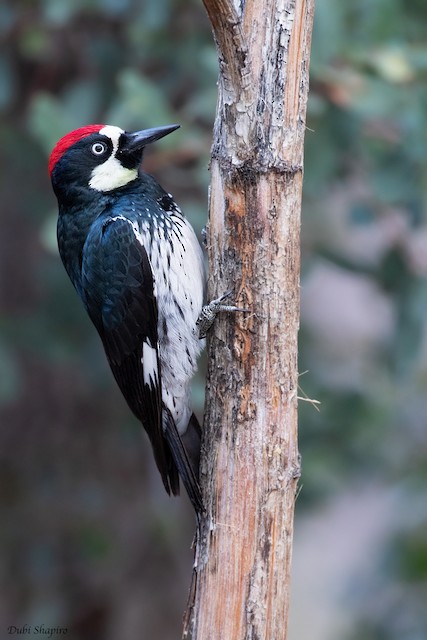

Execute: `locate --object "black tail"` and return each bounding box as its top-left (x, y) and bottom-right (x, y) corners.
top-left (163, 409), bottom-right (204, 514)
top-left (181, 412), bottom-right (202, 480)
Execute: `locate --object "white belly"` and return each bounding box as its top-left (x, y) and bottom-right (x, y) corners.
top-left (140, 209), bottom-right (205, 433)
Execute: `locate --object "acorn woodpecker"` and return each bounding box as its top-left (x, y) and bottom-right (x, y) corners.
top-left (49, 123), bottom-right (215, 512)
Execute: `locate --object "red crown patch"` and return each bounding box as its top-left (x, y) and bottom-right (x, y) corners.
top-left (48, 125), bottom-right (105, 176)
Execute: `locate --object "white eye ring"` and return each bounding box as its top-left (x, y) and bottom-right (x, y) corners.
top-left (91, 142), bottom-right (107, 155)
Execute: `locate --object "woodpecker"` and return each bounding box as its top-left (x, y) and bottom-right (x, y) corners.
top-left (49, 123), bottom-right (211, 511)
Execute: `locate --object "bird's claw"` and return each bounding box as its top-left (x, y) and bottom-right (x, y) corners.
top-left (201, 226), bottom-right (208, 249)
top-left (196, 290), bottom-right (249, 338)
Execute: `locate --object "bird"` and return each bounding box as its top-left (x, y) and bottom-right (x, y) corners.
top-left (48, 123), bottom-right (210, 512)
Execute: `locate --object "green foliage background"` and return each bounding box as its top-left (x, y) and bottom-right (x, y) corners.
top-left (0, 1), bottom-right (426, 638)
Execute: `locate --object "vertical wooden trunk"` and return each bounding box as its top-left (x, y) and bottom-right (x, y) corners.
top-left (187, 1), bottom-right (315, 638)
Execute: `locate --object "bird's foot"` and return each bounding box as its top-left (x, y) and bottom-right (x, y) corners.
top-left (197, 290), bottom-right (248, 338)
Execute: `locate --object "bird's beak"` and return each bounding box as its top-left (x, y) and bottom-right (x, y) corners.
top-left (119, 124), bottom-right (180, 154)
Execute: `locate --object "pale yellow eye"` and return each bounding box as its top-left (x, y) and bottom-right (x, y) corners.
top-left (91, 142), bottom-right (107, 155)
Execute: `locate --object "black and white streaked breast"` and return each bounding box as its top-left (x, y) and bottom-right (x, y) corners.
top-left (133, 190), bottom-right (206, 434)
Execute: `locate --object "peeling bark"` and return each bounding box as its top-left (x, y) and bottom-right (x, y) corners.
top-left (184, 1), bottom-right (315, 639)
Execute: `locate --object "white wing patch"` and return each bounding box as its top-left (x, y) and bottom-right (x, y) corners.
top-left (89, 125), bottom-right (138, 192)
top-left (142, 340), bottom-right (158, 387)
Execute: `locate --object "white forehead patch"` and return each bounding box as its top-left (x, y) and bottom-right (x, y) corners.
top-left (89, 125), bottom-right (138, 192)
top-left (99, 125), bottom-right (124, 145)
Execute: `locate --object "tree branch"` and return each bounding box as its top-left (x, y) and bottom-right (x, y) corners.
top-left (184, 1), bottom-right (315, 638)
top-left (202, 0), bottom-right (247, 85)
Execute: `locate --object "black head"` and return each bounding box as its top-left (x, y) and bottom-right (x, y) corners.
top-left (49, 123), bottom-right (180, 200)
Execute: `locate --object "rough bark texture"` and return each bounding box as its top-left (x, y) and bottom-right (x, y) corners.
top-left (184, 1), bottom-right (315, 639)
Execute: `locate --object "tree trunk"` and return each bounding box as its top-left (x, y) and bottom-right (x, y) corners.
top-left (184, 1), bottom-right (315, 638)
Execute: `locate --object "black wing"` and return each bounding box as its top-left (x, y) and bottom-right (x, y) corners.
top-left (80, 215), bottom-right (179, 496)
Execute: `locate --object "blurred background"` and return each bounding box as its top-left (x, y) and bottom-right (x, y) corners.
top-left (1, 0), bottom-right (426, 638)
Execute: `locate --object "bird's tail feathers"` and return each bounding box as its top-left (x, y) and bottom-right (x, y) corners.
top-left (181, 412), bottom-right (202, 479)
top-left (163, 408), bottom-right (204, 514)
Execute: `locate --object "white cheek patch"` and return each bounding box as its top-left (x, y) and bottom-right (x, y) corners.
top-left (89, 125), bottom-right (138, 192)
top-left (89, 158), bottom-right (138, 192)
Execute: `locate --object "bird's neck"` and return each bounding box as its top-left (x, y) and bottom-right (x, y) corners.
top-left (57, 195), bottom-right (111, 294)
